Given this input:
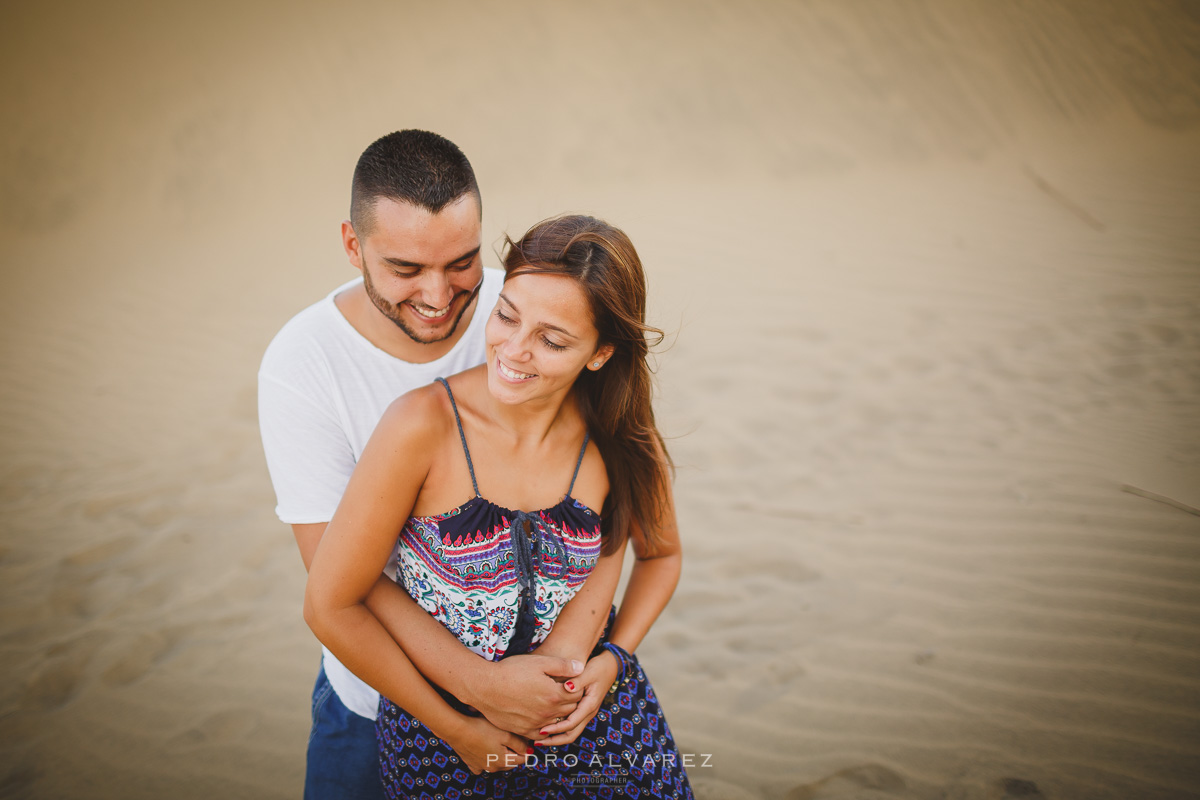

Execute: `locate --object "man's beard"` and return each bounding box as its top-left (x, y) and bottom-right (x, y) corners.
top-left (362, 268), bottom-right (482, 345)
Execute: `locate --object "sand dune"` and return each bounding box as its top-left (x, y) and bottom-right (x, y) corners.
top-left (2, 1), bottom-right (1199, 798)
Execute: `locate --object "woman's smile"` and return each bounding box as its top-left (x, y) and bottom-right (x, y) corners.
top-left (496, 359), bottom-right (537, 382)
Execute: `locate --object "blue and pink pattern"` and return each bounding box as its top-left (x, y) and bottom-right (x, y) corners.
top-left (396, 494), bottom-right (603, 659)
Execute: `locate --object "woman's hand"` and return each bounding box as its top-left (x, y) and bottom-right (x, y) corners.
top-left (444, 715), bottom-right (531, 775)
top-left (532, 648), bottom-right (620, 747)
top-left (470, 653), bottom-right (585, 739)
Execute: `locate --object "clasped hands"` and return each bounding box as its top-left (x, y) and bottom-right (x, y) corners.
top-left (445, 647), bottom-right (620, 775)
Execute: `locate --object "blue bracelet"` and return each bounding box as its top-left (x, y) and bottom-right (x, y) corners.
top-left (600, 642), bottom-right (628, 691)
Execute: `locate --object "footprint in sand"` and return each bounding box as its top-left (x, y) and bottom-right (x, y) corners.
top-left (996, 778), bottom-right (1045, 799)
top-left (1100, 292), bottom-right (1146, 312)
top-left (48, 573), bottom-right (98, 619)
top-left (101, 629), bottom-right (179, 687)
top-left (1105, 361), bottom-right (1145, 380)
top-left (23, 632), bottom-right (107, 710)
top-left (172, 708), bottom-right (261, 746)
top-left (62, 534), bottom-right (139, 567)
top-left (109, 579), bottom-right (172, 618)
top-left (942, 768), bottom-right (1048, 800)
top-left (0, 763), bottom-right (39, 798)
top-left (787, 763), bottom-right (910, 799)
top-left (23, 659), bottom-right (86, 711)
top-left (1145, 323), bottom-right (1182, 345)
top-left (720, 558), bottom-right (820, 584)
top-left (735, 659), bottom-right (806, 711)
top-left (689, 776), bottom-right (760, 800)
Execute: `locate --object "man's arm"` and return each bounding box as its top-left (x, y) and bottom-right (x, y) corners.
top-left (294, 522), bottom-right (583, 737)
top-left (303, 392), bottom-right (537, 773)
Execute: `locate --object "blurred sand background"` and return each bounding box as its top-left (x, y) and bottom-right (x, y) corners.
top-left (2, 1), bottom-right (1200, 798)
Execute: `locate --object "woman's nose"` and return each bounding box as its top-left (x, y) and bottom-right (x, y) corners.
top-left (498, 328), bottom-right (533, 361)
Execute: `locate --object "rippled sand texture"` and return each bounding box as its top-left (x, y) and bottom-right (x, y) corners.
top-left (2, 1), bottom-right (1199, 798)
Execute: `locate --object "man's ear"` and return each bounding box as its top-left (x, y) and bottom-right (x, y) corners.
top-left (341, 220), bottom-right (364, 271)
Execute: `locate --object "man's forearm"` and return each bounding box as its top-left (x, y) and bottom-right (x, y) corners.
top-left (294, 522), bottom-right (491, 706)
top-left (364, 575), bottom-right (492, 705)
top-left (303, 595), bottom-right (468, 744)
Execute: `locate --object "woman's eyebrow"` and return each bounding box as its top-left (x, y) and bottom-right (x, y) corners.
top-left (498, 293), bottom-right (578, 339)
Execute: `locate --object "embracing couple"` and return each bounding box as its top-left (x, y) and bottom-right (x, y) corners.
top-left (258, 131), bottom-right (693, 798)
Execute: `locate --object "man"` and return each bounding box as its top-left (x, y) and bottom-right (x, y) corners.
top-left (258, 131), bottom-right (588, 798)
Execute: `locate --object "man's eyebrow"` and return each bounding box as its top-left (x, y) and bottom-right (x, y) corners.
top-left (383, 245), bottom-right (480, 269)
top-left (498, 293), bottom-right (578, 339)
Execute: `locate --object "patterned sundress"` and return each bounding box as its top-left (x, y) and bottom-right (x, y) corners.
top-left (376, 377), bottom-right (693, 798)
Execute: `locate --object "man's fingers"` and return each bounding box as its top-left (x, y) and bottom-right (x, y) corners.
top-left (504, 732), bottom-right (531, 754)
top-left (491, 750), bottom-right (522, 772)
top-left (535, 655), bottom-right (584, 679)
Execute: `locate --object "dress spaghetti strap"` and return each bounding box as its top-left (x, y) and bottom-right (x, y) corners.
top-left (436, 376), bottom-right (589, 500)
top-left (566, 433), bottom-right (590, 496)
top-left (435, 377), bottom-right (480, 497)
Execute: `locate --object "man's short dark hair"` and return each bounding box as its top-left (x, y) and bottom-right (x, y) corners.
top-left (350, 130), bottom-right (481, 234)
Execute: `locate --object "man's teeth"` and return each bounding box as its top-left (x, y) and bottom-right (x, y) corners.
top-left (498, 361), bottom-right (535, 380)
top-left (411, 302), bottom-right (451, 318)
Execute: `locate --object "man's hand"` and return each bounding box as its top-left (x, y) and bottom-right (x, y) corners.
top-left (443, 715), bottom-right (530, 775)
top-left (468, 654), bottom-right (585, 739)
top-left (532, 649), bottom-right (620, 747)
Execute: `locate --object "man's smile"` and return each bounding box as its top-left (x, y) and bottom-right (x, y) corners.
top-left (408, 300), bottom-right (454, 320)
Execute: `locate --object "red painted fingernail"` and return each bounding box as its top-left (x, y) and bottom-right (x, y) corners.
top-left (539, 730), bottom-right (548, 736)
top-left (565, 681), bottom-right (575, 691)
top-left (526, 747), bottom-right (534, 754)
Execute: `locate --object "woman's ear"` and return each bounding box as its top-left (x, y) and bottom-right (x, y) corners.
top-left (587, 344), bottom-right (615, 370)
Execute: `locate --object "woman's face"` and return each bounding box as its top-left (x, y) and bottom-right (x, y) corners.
top-left (485, 272), bottom-right (613, 405)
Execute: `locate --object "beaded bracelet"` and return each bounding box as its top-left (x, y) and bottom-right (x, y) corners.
top-left (600, 642), bottom-right (629, 695)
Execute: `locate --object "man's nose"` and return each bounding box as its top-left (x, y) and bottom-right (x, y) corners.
top-left (419, 269), bottom-right (453, 309)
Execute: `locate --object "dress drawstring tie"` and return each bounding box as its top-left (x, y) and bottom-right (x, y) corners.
top-left (506, 509), bottom-right (567, 655)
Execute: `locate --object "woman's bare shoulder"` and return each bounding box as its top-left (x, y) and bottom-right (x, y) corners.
top-left (373, 380), bottom-right (456, 451)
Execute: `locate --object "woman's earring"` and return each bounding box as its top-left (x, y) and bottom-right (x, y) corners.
top-left (592, 362), bottom-right (601, 368)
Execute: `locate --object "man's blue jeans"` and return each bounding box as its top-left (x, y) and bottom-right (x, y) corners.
top-left (305, 663), bottom-right (387, 800)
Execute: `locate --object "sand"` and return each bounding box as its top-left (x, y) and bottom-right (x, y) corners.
top-left (2, 1), bottom-right (1199, 798)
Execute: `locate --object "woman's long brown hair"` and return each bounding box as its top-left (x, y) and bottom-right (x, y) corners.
top-left (502, 215), bottom-right (671, 555)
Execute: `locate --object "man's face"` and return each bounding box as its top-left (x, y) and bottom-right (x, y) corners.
top-left (349, 195), bottom-right (483, 344)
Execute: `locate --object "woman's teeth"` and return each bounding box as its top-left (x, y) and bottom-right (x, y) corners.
top-left (411, 302), bottom-right (451, 318)
top-left (498, 361), bottom-right (535, 380)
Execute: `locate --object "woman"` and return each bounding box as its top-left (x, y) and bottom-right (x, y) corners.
top-left (305, 215), bottom-right (693, 797)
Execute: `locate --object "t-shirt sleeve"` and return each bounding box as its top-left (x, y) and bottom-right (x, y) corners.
top-left (257, 371), bottom-right (355, 525)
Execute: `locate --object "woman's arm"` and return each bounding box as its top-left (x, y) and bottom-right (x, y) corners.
top-left (295, 521), bottom-right (584, 738)
top-left (533, 544), bottom-right (626, 665)
top-left (535, 458), bottom-right (683, 745)
top-left (303, 390), bottom-right (528, 773)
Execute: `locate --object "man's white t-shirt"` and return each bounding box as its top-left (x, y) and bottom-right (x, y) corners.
top-left (258, 268), bottom-right (503, 719)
